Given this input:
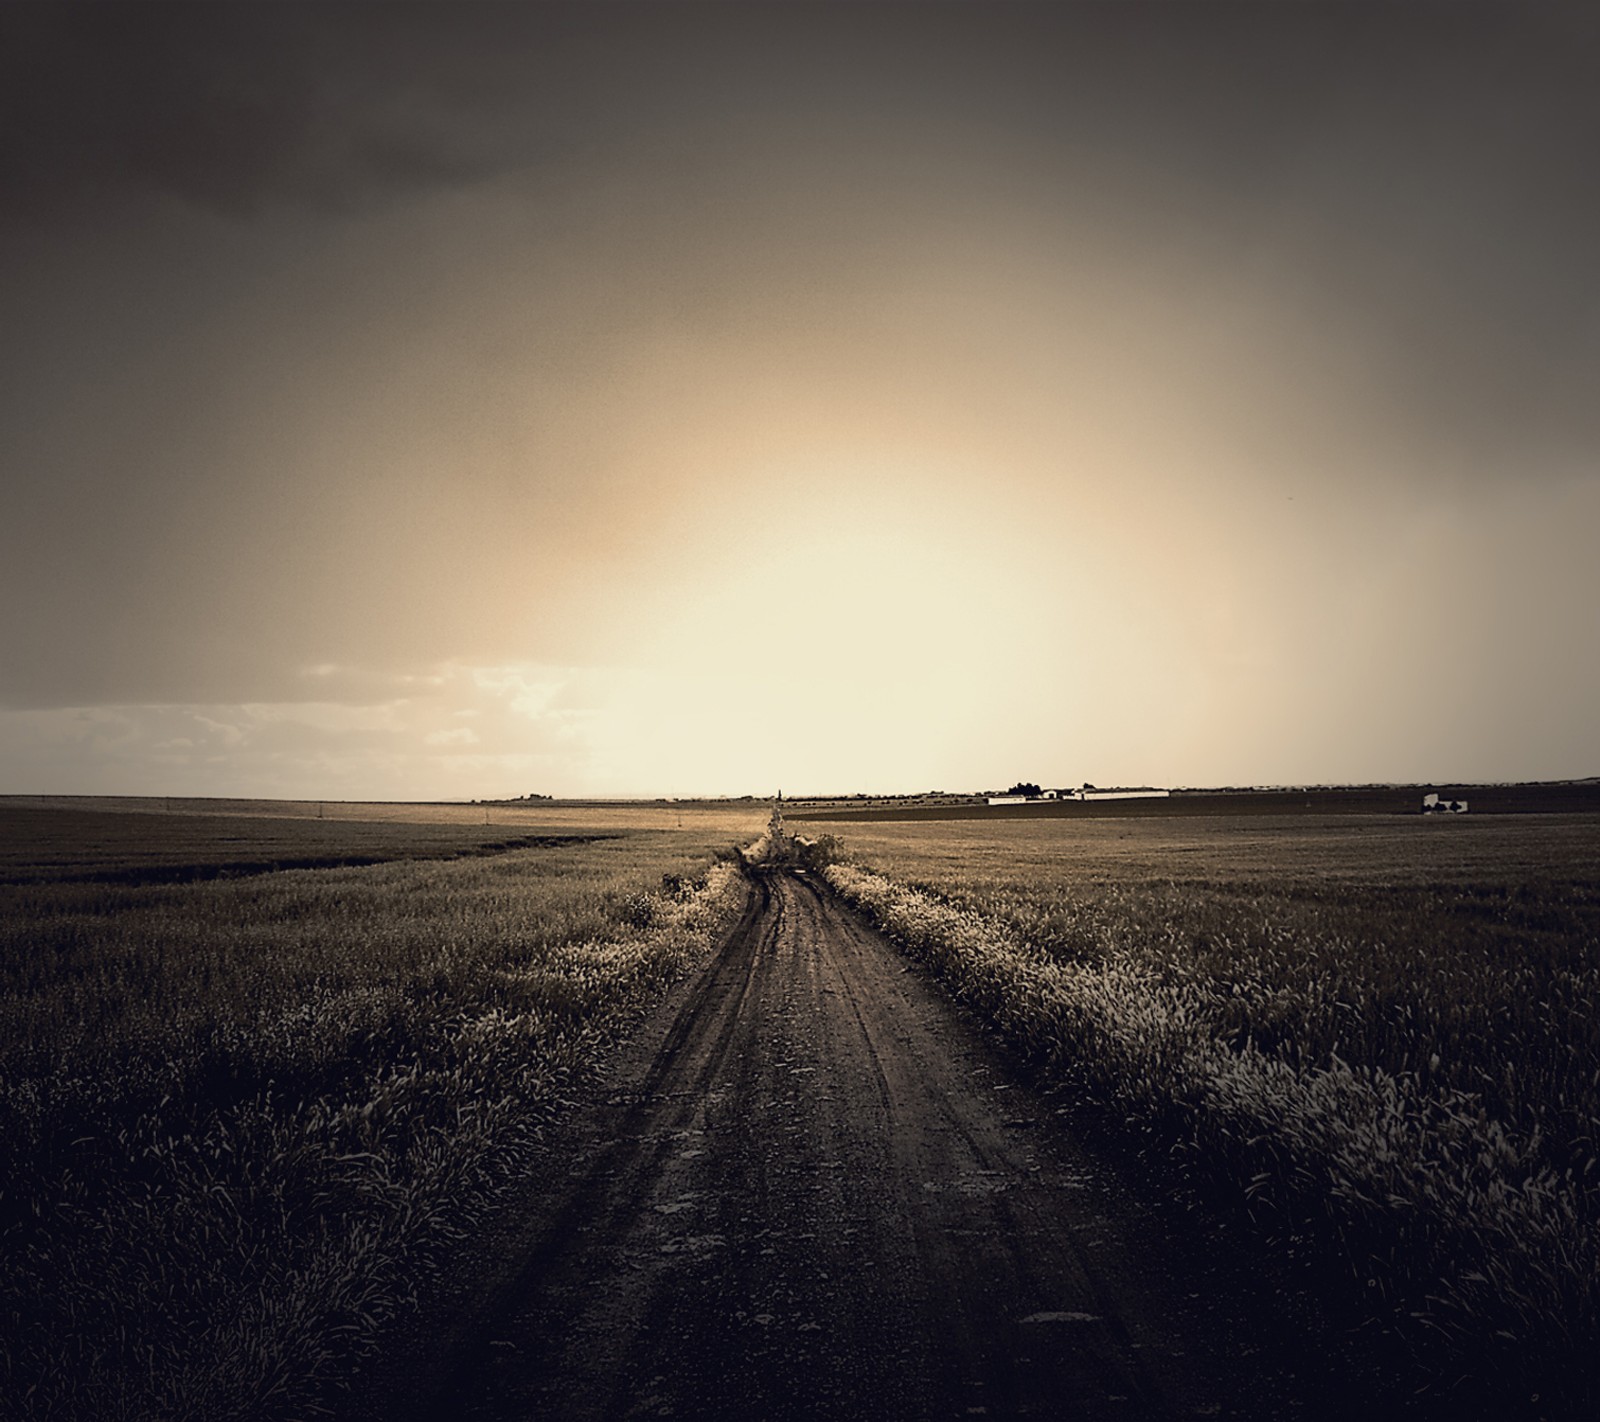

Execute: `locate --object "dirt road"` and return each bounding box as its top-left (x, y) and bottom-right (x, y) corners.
top-left (365, 867), bottom-right (1379, 1420)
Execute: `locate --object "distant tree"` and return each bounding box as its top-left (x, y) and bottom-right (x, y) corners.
top-left (1007, 782), bottom-right (1042, 798)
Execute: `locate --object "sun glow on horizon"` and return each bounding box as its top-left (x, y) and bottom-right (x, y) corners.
top-left (3, 6), bottom-right (1597, 798)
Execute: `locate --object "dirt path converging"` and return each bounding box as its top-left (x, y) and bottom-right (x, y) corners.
top-left (387, 868), bottom-right (1368, 1420)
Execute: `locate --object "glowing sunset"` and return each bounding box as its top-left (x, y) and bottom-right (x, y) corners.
top-left (4, 3), bottom-right (1596, 799)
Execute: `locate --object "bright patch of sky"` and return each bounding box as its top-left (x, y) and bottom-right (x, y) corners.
top-left (3, 5), bottom-right (1597, 796)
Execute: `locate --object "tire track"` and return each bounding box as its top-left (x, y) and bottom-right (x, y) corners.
top-left (367, 866), bottom-right (1379, 1421)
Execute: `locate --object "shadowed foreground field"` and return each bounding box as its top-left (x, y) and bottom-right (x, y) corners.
top-left (4, 803), bottom-right (1595, 1418)
top-left (0, 801), bottom-right (762, 1421)
top-left (815, 813), bottom-right (1600, 1414)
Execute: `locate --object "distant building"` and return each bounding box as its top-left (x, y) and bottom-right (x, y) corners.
top-left (1422, 792), bottom-right (1469, 814)
top-left (1070, 787), bottom-right (1170, 801)
top-left (988, 787), bottom-right (1169, 806)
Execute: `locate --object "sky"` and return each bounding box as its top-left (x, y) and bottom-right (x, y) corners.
top-left (2, 2), bottom-right (1598, 799)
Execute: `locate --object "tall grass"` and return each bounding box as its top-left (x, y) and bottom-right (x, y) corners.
top-left (820, 815), bottom-right (1600, 1414)
top-left (0, 814), bottom-right (757, 1421)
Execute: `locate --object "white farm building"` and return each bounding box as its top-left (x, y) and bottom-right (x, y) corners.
top-left (1074, 788), bottom-right (1170, 802)
top-left (987, 787), bottom-right (1171, 806)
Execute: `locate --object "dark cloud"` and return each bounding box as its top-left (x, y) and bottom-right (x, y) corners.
top-left (8, 2), bottom-right (1598, 449)
top-left (0, 2), bottom-right (947, 219)
top-left (7, 3), bottom-right (1598, 242)
top-left (0, 3), bottom-right (580, 218)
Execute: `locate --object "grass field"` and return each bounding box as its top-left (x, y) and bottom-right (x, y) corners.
top-left (11, 800), bottom-right (1595, 1415)
top-left (0, 800), bottom-right (762, 1422)
top-left (0, 805), bottom-right (618, 886)
top-left (813, 813), bottom-right (1600, 1413)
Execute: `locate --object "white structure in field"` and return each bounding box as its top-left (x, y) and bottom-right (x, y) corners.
top-left (1422, 792), bottom-right (1469, 814)
top-left (987, 787), bottom-right (1171, 806)
top-left (1074, 788), bottom-right (1169, 802)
